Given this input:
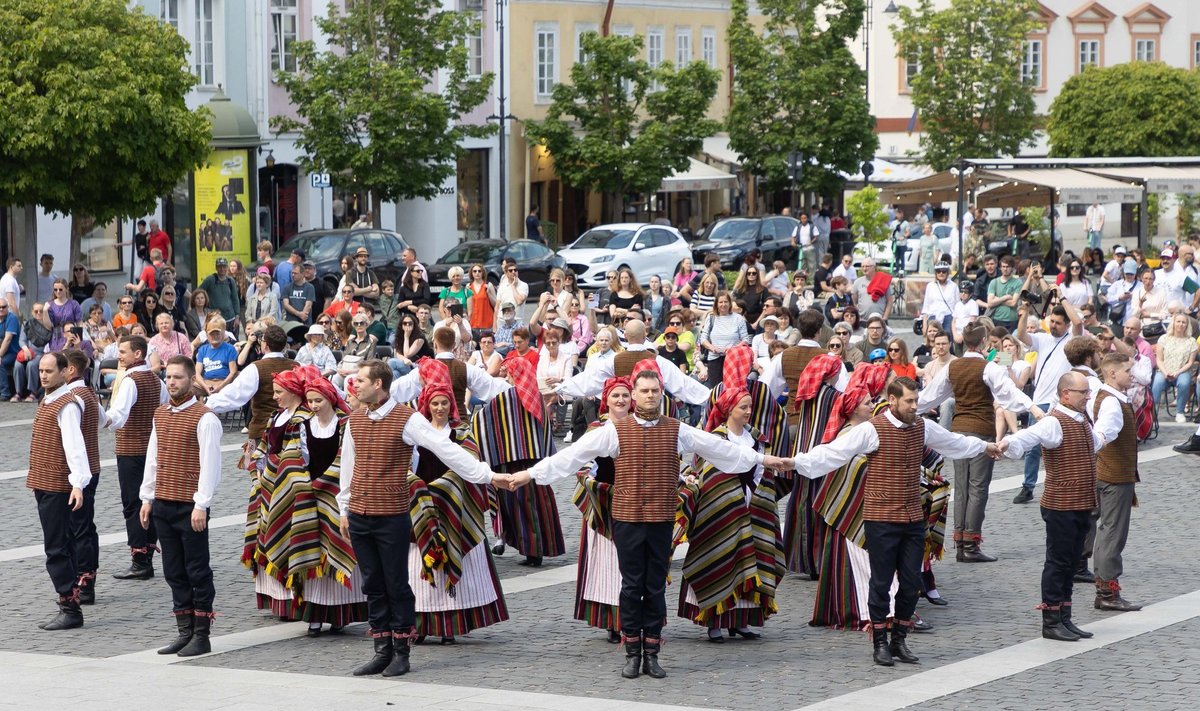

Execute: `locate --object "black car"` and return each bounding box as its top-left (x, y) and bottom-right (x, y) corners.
top-left (690, 215), bottom-right (800, 269)
top-left (425, 239), bottom-right (564, 295)
top-left (275, 228), bottom-right (410, 299)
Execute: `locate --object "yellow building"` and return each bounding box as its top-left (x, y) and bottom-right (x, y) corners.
top-left (506, 0), bottom-right (756, 243)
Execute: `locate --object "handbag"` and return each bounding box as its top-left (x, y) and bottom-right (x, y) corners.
top-left (338, 353), bottom-right (363, 376)
top-left (1141, 321), bottom-right (1166, 339)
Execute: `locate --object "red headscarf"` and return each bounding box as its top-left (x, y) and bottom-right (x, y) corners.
top-left (822, 385), bottom-right (871, 443)
top-left (722, 344), bottom-right (755, 390)
top-left (504, 356), bottom-right (543, 422)
top-left (848, 363), bottom-right (890, 399)
top-left (706, 386), bottom-right (750, 432)
top-left (600, 376), bottom-right (632, 415)
top-left (297, 365), bottom-right (349, 414)
top-left (793, 353), bottom-right (843, 408)
top-left (274, 366), bottom-right (307, 398)
top-left (416, 357), bottom-right (460, 424)
top-left (629, 356), bottom-right (662, 382)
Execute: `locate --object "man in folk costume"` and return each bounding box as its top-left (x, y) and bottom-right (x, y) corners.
top-left (104, 335), bottom-right (167, 582)
top-left (999, 371), bottom-right (1109, 642)
top-left (205, 324), bottom-right (297, 464)
top-left (760, 309), bottom-right (847, 430)
top-left (62, 349), bottom-right (104, 605)
top-left (676, 386), bottom-right (786, 642)
top-left (1064, 336), bottom-right (1104, 584)
top-left (406, 361), bottom-right (508, 643)
top-left (917, 321), bottom-right (1040, 562)
top-left (783, 353), bottom-right (845, 578)
top-left (706, 343), bottom-right (790, 461)
top-left (138, 356), bottom-right (223, 656)
top-left (28, 352), bottom-right (91, 631)
top-left (794, 377), bottom-right (997, 666)
top-left (334, 360), bottom-right (502, 677)
top-left (473, 354), bottom-right (563, 567)
top-left (508, 369), bottom-right (791, 679)
top-left (390, 326), bottom-right (510, 410)
top-left (1090, 353), bottom-right (1143, 612)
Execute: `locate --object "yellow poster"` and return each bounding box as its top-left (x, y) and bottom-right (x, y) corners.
top-left (193, 149), bottom-right (251, 277)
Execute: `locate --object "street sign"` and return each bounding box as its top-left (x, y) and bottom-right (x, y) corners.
top-left (310, 173), bottom-right (331, 189)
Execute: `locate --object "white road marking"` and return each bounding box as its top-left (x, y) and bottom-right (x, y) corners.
top-left (0, 418), bottom-right (34, 428)
top-left (0, 443), bottom-right (243, 481)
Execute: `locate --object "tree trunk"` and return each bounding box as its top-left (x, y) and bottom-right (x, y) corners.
top-left (70, 214), bottom-right (96, 274)
top-left (370, 192), bottom-right (382, 229)
top-left (603, 191), bottom-right (624, 224)
top-left (13, 205), bottom-right (38, 318)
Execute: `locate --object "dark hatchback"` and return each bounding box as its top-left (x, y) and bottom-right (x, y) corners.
top-left (275, 228), bottom-right (410, 299)
top-left (425, 239), bottom-right (564, 295)
top-left (690, 215), bottom-right (800, 270)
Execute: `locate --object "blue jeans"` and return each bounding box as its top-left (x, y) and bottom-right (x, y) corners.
top-left (1022, 402), bottom-right (1053, 490)
top-left (1152, 370), bottom-right (1194, 414)
top-left (1087, 230), bottom-right (1102, 250)
top-left (388, 358), bottom-right (414, 383)
top-left (0, 352), bottom-right (16, 399)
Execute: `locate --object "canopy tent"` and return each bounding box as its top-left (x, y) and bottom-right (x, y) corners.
top-left (701, 136), bottom-right (743, 168)
top-left (972, 168), bottom-right (1143, 208)
top-left (658, 157), bottom-right (739, 193)
top-left (1080, 165), bottom-right (1200, 194)
top-left (844, 158), bottom-right (934, 184)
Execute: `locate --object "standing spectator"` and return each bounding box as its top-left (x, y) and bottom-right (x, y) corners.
top-left (36, 253), bottom-right (58, 303)
top-left (438, 266), bottom-right (472, 321)
top-left (80, 283), bottom-right (112, 323)
top-left (399, 247), bottom-right (425, 286)
top-left (987, 256), bottom-right (1023, 333)
top-left (643, 275), bottom-right (669, 334)
top-left (546, 267), bottom-right (572, 313)
top-left (301, 260), bottom-right (324, 316)
top-left (14, 303), bottom-right (52, 401)
top-left (149, 312), bottom-right (192, 361)
top-left (672, 258), bottom-right (698, 308)
top-left (42, 277), bottom-right (81, 351)
top-left (526, 205), bottom-right (544, 243)
top-left (147, 219), bottom-right (172, 264)
top-left (0, 298), bottom-right (19, 400)
top-left (1084, 201), bottom-right (1105, 252)
top-left (851, 258), bottom-right (894, 321)
top-left (814, 207), bottom-right (832, 259)
top-left (698, 291), bottom-right (750, 387)
top-left (68, 264), bottom-right (94, 303)
top-left (915, 223), bottom-right (940, 273)
top-left (348, 246), bottom-right (380, 305)
top-left (537, 328), bottom-right (577, 432)
top-left (1151, 313), bottom-right (1197, 423)
top-left (1058, 258), bottom-right (1094, 309)
top-left (889, 209), bottom-right (910, 275)
top-left (199, 258), bottom-right (242, 331)
top-left (227, 259), bottom-right (250, 307)
top-left (791, 212), bottom-right (820, 273)
top-left (256, 240), bottom-right (276, 276)
top-left (825, 276), bottom-right (853, 325)
top-left (397, 263), bottom-right (433, 316)
top-left (921, 263), bottom-right (957, 334)
top-left (282, 266), bottom-right (317, 333)
top-left (466, 264), bottom-right (495, 340)
top-left (274, 248), bottom-right (303, 292)
top-left (377, 279), bottom-right (403, 341)
top-left (184, 290), bottom-right (212, 340)
top-left (245, 271), bottom-right (281, 324)
top-left (0, 257), bottom-right (22, 316)
top-left (973, 254), bottom-right (999, 309)
top-left (132, 220), bottom-right (150, 269)
top-left (495, 258), bottom-right (529, 319)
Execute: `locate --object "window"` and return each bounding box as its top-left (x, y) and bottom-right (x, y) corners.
top-left (161, 0), bottom-right (179, 30)
top-left (462, 0), bottom-right (484, 78)
top-left (1193, 37), bottom-right (1200, 68)
top-left (79, 220), bottom-right (123, 273)
top-left (676, 28), bottom-right (691, 66)
top-left (1134, 38), bottom-right (1156, 62)
top-left (194, 0), bottom-right (215, 85)
top-left (575, 22), bottom-right (598, 64)
top-left (614, 26), bottom-right (635, 96)
top-left (1078, 39), bottom-right (1100, 69)
top-left (535, 23), bottom-right (558, 101)
top-left (900, 50), bottom-right (920, 92)
top-left (701, 27), bottom-right (717, 69)
top-left (270, 0), bottom-right (298, 74)
top-left (647, 27), bottom-right (664, 90)
top-left (1021, 39), bottom-right (1042, 86)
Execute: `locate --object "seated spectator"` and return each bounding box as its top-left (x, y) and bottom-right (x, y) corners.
top-left (467, 330), bottom-right (503, 377)
top-left (14, 304), bottom-right (52, 400)
top-left (537, 328), bottom-right (576, 433)
top-left (751, 314), bottom-right (782, 362)
top-left (112, 294), bottom-right (138, 330)
top-left (185, 289), bottom-right (213, 340)
top-left (1152, 313), bottom-right (1197, 423)
top-left (159, 284), bottom-right (188, 334)
top-left (80, 282), bottom-right (113, 323)
top-left (390, 312), bottom-right (430, 377)
top-left (359, 302), bottom-right (390, 345)
top-left (83, 303), bottom-right (116, 353)
top-left (194, 318), bottom-right (239, 396)
top-left (432, 301), bottom-right (472, 359)
top-left (885, 337), bottom-right (916, 379)
top-left (657, 327), bottom-right (689, 373)
top-left (0, 297), bottom-right (19, 401)
top-left (493, 301), bottom-right (525, 356)
top-left (295, 324), bottom-right (337, 378)
top-left (324, 283), bottom-right (360, 320)
top-left (824, 276), bottom-right (852, 324)
top-left (149, 311), bottom-right (192, 361)
top-left (508, 327), bottom-right (539, 369)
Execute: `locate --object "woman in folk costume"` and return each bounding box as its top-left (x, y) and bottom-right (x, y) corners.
top-left (571, 377), bottom-right (633, 643)
top-left (473, 354), bottom-right (564, 566)
top-left (782, 353), bottom-right (844, 577)
top-left (297, 368), bottom-right (366, 635)
top-left (705, 344), bottom-right (791, 462)
top-left (407, 359), bottom-right (509, 643)
top-left (676, 386), bottom-right (786, 642)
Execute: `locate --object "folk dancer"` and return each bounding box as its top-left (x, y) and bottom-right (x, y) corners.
top-left (205, 324), bottom-right (297, 468)
top-left (62, 349), bottom-right (103, 605)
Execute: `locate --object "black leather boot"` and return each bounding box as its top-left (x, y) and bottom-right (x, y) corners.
top-left (382, 632), bottom-right (412, 677)
top-left (77, 573), bottom-right (96, 605)
top-left (889, 622), bottom-right (920, 663)
top-left (176, 612), bottom-right (212, 656)
top-left (41, 595), bottom-right (84, 631)
top-left (871, 624), bottom-right (893, 666)
top-left (158, 611), bottom-right (194, 655)
top-left (1094, 578), bottom-right (1143, 612)
top-left (959, 535), bottom-right (997, 563)
top-left (621, 635), bottom-right (641, 679)
top-left (354, 632), bottom-right (394, 676)
top-left (1173, 434), bottom-right (1200, 454)
top-left (113, 550), bottom-right (155, 580)
top-left (641, 636), bottom-right (666, 678)
top-left (952, 531), bottom-right (965, 562)
top-left (1073, 559), bottom-right (1095, 584)
top-left (1059, 603), bottom-right (1093, 639)
top-left (1041, 607), bottom-right (1080, 642)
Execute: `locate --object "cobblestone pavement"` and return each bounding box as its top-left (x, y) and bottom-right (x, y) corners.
top-left (1, 398), bottom-right (1198, 710)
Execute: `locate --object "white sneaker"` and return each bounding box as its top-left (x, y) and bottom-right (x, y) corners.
top-left (1176, 413), bottom-right (1187, 424)
top-left (564, 430), bottom-right (574, 443)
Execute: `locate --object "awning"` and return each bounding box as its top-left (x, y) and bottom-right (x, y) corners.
top-left (659, 158), bottom-right (738, 193)
top-left (975, 168), bottom-right (1143, 206)
top-left (845, 158), bottom-right (934, 184)
top-left (701, 136), bottom-right (742, 168)
top-left (878, 170), bottom-right (976, 205)
top-left (1081, 166), bottom-right (1200, 194)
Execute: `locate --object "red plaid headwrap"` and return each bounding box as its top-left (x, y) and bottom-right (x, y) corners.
top-left (793, 353), bottom-right (843, 409)
top-left (706, 386), bottom-right (750, 432)
top-left (722, 344), bottom-right (755, 390)
top-left (822, 385), bottom-right (871, 444)
top-left (299, 365), bottom-right (349, 414)
top-left (600, 376), bottom-right (632, 415)
top-left (416, 357), bottom-right (460, 424)
top-left (848, 363), bottom-right (891, 399)
top-left (629, 355), bottom-right (662, 382)
top-left (504, 356), bottom-right (543, 422)
top-left (274, 366), bottom-right (307, 398)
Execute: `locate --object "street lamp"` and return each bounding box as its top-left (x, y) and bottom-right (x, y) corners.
top-left (487, 0), bottom-right (517, 241)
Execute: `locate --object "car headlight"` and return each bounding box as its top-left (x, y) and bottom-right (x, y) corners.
top-left (590, 254), bottom-right (614, 264)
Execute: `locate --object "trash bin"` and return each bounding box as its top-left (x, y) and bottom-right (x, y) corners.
top-left (830, 228), bottom-right (854, 260)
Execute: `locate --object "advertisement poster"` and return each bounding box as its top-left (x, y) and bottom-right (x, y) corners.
top-left (194, 149), bottom-right (251, 277)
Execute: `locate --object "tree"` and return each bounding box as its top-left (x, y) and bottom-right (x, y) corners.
top-left (726, 0), bottom-right (877, 195)
top-left (272, 0), bottom-right (494, 224)
top-left (893, 0), bottom-right (1040, 170)
top-left (524, 33), bottom-right (721, 223)
top-left (1047, 62), bottom-right (1200, 158)
top-left (845, 186), bottom-right (889, 247)
top-left (0, 0), bottom-right (210, 268)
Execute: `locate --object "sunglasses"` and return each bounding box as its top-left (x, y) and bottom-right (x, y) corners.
top-left (887, 347), bottom-right (901, 352)
top-left (506, 268), bottom-right (518, 273)
top-left (829, 342), bottom-right (842, 349)
top-left (74, 267), bottom-right (85, 272)
top-left (354, 321), bottom-right (368, 326)
top-left (53, 287), bottom-right (64, 292)
top-left (471, 269), bottom-right (482, 273)
top-left (1071, 265), bottom-right (1082, 270)
top-left (120, 300), bottom-right (132, 305)
top-left (668, 320), bottom-right (682, 326)
top-left (606, 274), bottom-right (616, 279)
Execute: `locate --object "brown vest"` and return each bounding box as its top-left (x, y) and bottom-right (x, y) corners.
top-left (446, 358), bottom-right (469, 416)
top-left (864, 414), bottom-right (926, 523)
top-left (949, 357), bottom-right (994, 437)
top-left (612, 416), bottom-right (681, 523)
top-left (115, 369), bottom-right (162, 456)
top-left (153, 401), bottom-right (212, 503)
top-left (74, 383), bottom-right (101, 475)
top-left (1093, 390), bottom-right (1139, 485)
top-left (613, 350), bottom-right (655, 378)
top-left (1041, 409), bottom-right (1098, 511)
top-left (347, 404), bottom-right (415, 516)
top-left (248, 357), bottom-right (298, 438)
top-left (780, 345), bottom-right (825, 424)
top-left (27, 390), bottom-right (80, 493)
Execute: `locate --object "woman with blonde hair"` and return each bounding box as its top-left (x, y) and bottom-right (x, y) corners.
top-left (1152, 312), bottom-right (1197, 422)
top-left (691, 272), bottom-right (719, 318)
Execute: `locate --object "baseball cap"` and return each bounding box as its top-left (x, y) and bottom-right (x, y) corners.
top-left (1122, 258), bottom-right (1138, 275)
top-left (1161, 248), bottom-right (1175, 259)
top-left (1113, 245), bottom-right (1126, 255)
top-left (291, 248), bottom-right (307, 260)
top-left (306, 324), bottom-right (325, 337)
top-left (663, 327), bottom-right (681, 337)
top-left (302, 260), bottom-right (315, 269)
top-left (550, 317), bottom-right (570, 331)
top-left (256, 266), bottom-right (270, 275)
top-left (500, 301), bottom-right (515, 311)
top-left (215, 257), bottom-right (228, 266)
top-left (934, 263), bottom-right (950, 272)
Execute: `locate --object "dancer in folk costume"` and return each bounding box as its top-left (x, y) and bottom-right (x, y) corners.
top-left (782, 354), bottom-right (844, 577)
top-left (571, 377), bottom-right (633, 642)
top-left (706, 344), bottom-right (791, 461)
top-left (407, 360), bottom-right (509, 643)
top-left (676, 386), bottom-right (786, 642)
top-left (473, 354), bottom-right (564, 566)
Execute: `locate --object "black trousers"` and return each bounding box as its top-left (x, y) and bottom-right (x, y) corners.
top-left (117, 456), bottom-right (156, 553)
top-left (1040, 507), bottom-right (1091, 606)
top-left (864, 520), bottom-right (925, 624)
top-left (612, 520), bottom-right (673, 637)
top-left (153, 500), bottom-right (214, 612)
top-left (349, 512), bottom-right (415, 632)
top-left (35, 490), bottom-right (77, 597)
top-left (69, 473), bottom-right (100, 575)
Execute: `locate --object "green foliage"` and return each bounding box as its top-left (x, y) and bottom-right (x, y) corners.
top-left (272, 0), bottom-right (494, 205)
top-left (1024, 205), bottom-right (1048, 250)
top-left (524, 32), bottom-right (721, 221)
top-left (727, 0), bottom-right (877, 192)
top-left (845, 186), bottom-right (890, 246)
top-left (893, 0), bottom-right (1039, 170)
top-left (0, 0), bottom-right (210, 223)
top-left (1147, 193), bottom-right (1161, 237)
top-left (1178, 194), bottom-right (1199, 239)
top-left (1048, 62), bottom-right (1200, 157)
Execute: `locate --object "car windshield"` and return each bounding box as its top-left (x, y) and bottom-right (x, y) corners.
top-left (276, 233), bottom-right (344, 262)
top-left (705, 219), bottom-right (759, 243)
top-left (573, 229), bottom-right (635, 250)
top-left (439, 243), bottom-right (502, 263)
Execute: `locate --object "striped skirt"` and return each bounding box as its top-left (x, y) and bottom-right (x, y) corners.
top-left (494, 482), bottom-right (565, 558)
top-left (408, 541), bottom-right (509, 637)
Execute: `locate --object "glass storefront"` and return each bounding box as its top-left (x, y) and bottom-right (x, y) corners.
top-left (457, 148), bottom-right (489, 241)
top-left (76, 216), bottom-right (123, 273)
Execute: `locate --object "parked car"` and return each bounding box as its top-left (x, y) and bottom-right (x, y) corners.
top-left (275, 228), bottom-right (409, 299)
top-left (559, 223), bottom-right (692, 288)
top-left (690, 215), bottom-right (799, 270)
top-left (425, 239), bottom-right (564, 295)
